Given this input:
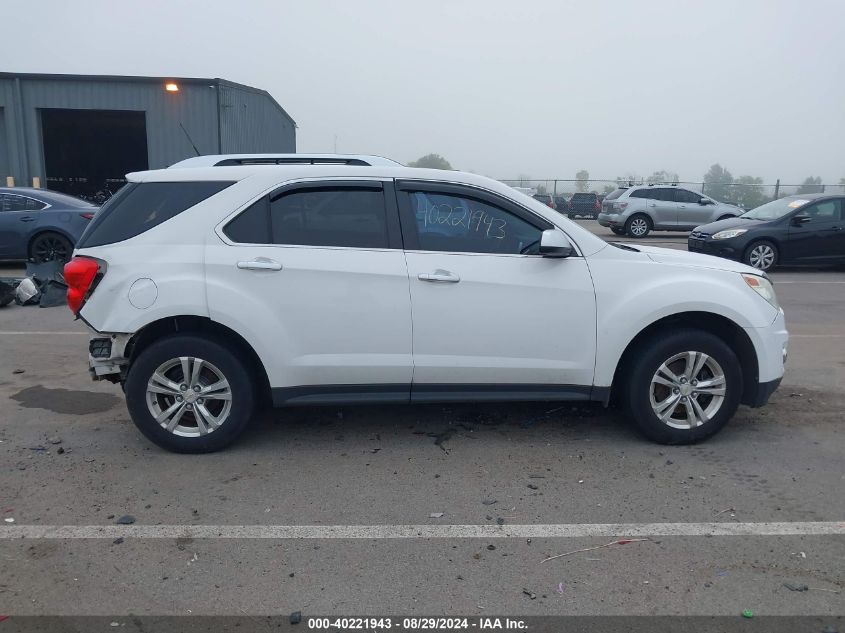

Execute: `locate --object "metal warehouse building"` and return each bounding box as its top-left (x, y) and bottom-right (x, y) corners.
top-left (0, 72), bottom-right (296, 199)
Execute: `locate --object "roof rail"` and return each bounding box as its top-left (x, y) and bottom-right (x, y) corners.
top-left (168, 154), bottom-right (402, 168)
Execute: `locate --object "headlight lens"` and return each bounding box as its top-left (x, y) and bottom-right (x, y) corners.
top-left (712, 229), bottom-right (748, 240)
top-left (742, 273), bottom-right (779, 309)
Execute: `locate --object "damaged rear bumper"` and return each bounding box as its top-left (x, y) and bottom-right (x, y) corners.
top-left (87, 331), bottom-right (132, 382)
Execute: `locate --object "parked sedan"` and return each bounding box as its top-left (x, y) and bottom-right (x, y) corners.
top-left (688, 194), bottom-right (845, 271)
top-left (0, 188), bottom-right (97, 262)
top-left (532, 193), bottom-right (556, 210)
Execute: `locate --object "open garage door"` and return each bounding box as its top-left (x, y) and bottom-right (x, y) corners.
top-left (41, 108), bottom-right (148, 202)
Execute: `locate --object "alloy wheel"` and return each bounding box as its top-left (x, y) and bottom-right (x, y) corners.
top-left (146, 356), bottom-right (232, 437)
top-left (32, 235), bottom-right (70, 263)
top-left (649, 351), bottom-right (726, 429)
top-left (629, 218), bottom-right (648, 236)
top-left (748, 244), bottom-right (775, 270)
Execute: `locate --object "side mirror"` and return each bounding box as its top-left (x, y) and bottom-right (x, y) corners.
top-left (698, 198), bottom-right (712, 205)
top-left (539, 229), bottom-right (573, 258)
top-left (791, 214), bottom-right (811, 226)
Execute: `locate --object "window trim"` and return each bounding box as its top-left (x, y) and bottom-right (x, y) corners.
top-left (394, 179), bottom-right (564, 257)
top-left (216, 178), bottom-right (403, 251)
top-left (0, 193), bottom-right (50, 212)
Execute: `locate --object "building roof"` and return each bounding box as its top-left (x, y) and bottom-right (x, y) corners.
top-left (0, 71), bottom-right (296, 126)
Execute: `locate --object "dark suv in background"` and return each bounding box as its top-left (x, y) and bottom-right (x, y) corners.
top-left (568, 192), bottom-right (601, 219)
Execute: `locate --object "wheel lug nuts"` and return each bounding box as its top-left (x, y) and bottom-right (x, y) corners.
top-left (180, 384), bottom-right (188, 391)
top-left (176, 396), bottom-right (183, 402)
top-left (186, 404), bottom-right (193, 410)
top-left (673, 388), bottom-right (680, 394)
top-left (197, 398), bottom-right (204, 404)
top-left (193, 386), bottom-right (201, 392)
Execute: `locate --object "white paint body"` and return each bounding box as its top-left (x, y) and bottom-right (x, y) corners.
top-left (76, 165), bottom-right (787, 396)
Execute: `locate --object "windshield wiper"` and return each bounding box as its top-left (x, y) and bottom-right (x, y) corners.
top-left (609, 242), bottom-right (639, 252)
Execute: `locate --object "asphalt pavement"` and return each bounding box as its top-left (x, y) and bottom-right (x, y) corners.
top-left (0, 225), bottom-right (843, 623)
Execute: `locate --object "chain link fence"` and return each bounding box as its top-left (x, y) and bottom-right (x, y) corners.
top-left (500, 178), bottom-right (842, 210)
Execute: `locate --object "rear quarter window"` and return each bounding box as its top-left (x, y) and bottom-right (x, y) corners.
top-left (604, 189), bottom-right (627, 201)
top-left (77, 181), bottom-right (234, 248)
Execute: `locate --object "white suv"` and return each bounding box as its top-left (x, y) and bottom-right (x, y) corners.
top-left (64, 158), bottom-right (788, 452)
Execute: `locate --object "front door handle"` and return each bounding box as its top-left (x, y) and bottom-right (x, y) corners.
top-left (19, 216), bottom-right (36, 222)
top-left (418, 270), bottom-right (460, 283)
top-left (237, 259), bottom-right (282, 271)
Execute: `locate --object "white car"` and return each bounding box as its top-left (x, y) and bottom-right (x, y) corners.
top-left (64, 156), bottom-right (788, 452)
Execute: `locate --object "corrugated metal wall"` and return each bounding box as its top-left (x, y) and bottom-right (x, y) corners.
top-left (219, 84), bottom-right (296, 154)
top-left (0, 74), bottom-right (296, 187)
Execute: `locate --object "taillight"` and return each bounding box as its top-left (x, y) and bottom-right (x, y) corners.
top-left (64, 256), bottom-right (100, 315)
top-left (80, 212), bottom-right (96, 220)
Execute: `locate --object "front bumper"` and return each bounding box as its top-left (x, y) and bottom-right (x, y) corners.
top-left (687, 236), bottom-right (741, 260)
top-left (741, 308), bottom-right (788, 407)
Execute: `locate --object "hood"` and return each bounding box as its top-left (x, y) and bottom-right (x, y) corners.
top-left (694, 216), bottom-right (767, 233)
top-left (635, 244), bottom-right (757, 275)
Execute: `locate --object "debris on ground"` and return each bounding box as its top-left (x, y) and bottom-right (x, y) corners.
top-left (522, 589), bottom-right (537, 600)
top-left (541, 538), bottom-right (650, 563)
top-left (429, 512), bottom-right (444, 518)
top-left (486, 544), bottom-right (496, 551)
top-left (14, 278), bottom-right (40, 306)
top-left (112, 537), bottom-right (124, 545)
top-left (741, 610), bottom-right (754, 618)
top-left (482, 499), bottom-right (497, 506)
top-left (557, 582), bottom-right (565, 594)
top-left (496, 517), bottom-right (505, 525)
top-left (4, 518), bottom-right (14, 523)
top-left (47, 436), bottom-right (62, 445)
top-left (115, 515), bottom-right (136, 525)
top-left (0, 280), bottom-right (15, 307)
top-left (714, 507), bottom-right (735, 516)
top-left (427, 429), bottom-right (456, 453)
top-left (290, 611), bottom-right (302, 624)
top-left (527, 484), bottom-right (538, 490)
top-left (12, 369), bottom-right (25, 374)
top-left (783, 582), bottom-right (809, 592)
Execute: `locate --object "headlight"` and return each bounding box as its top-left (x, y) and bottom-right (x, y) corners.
top-left (712, 229), bottom-right (748, 240)
top-left (742, 273), bottom-right (779, 309)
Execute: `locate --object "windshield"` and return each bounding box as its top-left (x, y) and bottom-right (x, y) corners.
top-left (741, 197), bottom-right (811, 220)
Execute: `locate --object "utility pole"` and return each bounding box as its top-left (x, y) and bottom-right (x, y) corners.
top-left (773, 179), bottom-right (780, 200)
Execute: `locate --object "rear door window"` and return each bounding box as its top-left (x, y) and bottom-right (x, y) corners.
top-left (652, 188), bottom-right (675, 202)
top-left (78, 181), bottom-right (234, 247)
top-left (675, 189), bottom-right (702, 203)
top-left (270, 187), bottom-right (389, 249)
top-left (629, 189), bottom-right (653, 199)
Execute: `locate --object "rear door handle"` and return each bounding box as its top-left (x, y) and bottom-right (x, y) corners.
top-left (237, 259), bottom-right (282, 271)
top-left (649, 203), bottom-right (657, 207)
top-left (418, 270), bottom-right (460, 283)
top-left (19, 216), bottom-right (36, 222)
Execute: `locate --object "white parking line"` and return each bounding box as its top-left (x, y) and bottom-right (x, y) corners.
top-left (1, 522), bottom-right (842, 540)
top-left (1, 331), bottom-right (88, 335)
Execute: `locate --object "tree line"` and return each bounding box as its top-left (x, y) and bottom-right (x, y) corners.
top-left (406, 154), bottom-right (843, 209)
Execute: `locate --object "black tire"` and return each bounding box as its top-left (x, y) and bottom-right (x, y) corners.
top-left (743, 240), bottom-right (778, 272)
top-left (625, 214), bottom-right (651, 238)
top-left (610, 227), bottom-right (626, 236)
top-left (622, 329), bottom-right (743, 444)
top-left (29, 231), bottom-right (73, 263)
top-left (567, 212), bottom-right (576, 220)
top-left (125, 334), bottom-right (255, 453)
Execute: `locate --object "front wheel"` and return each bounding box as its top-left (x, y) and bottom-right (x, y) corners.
top-left (125, 335), bottom-right (255, 453)
top-left (625, 215), bottom-right (651, 238)
top-left (744, 240), bottom-right (778, 271)
top-left (623, 329), bottom-right (743, 444)
top-left (610, 227), bottom-right (626, 236)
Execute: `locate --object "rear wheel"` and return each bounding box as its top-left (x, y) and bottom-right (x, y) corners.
top-left (744, 240), bottom-right (778, 271)
top-left (30, 232), bottom-right (73, 263)
top-left (125, 335), bottom-right (255, 453)
top-left (623, 329), bottom-right (743, 444)
top-left (625, 214), bottom-right (651, 238)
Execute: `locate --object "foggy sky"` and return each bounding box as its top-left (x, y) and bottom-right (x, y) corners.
top-left (2, 0), bottom-right (843, 185)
